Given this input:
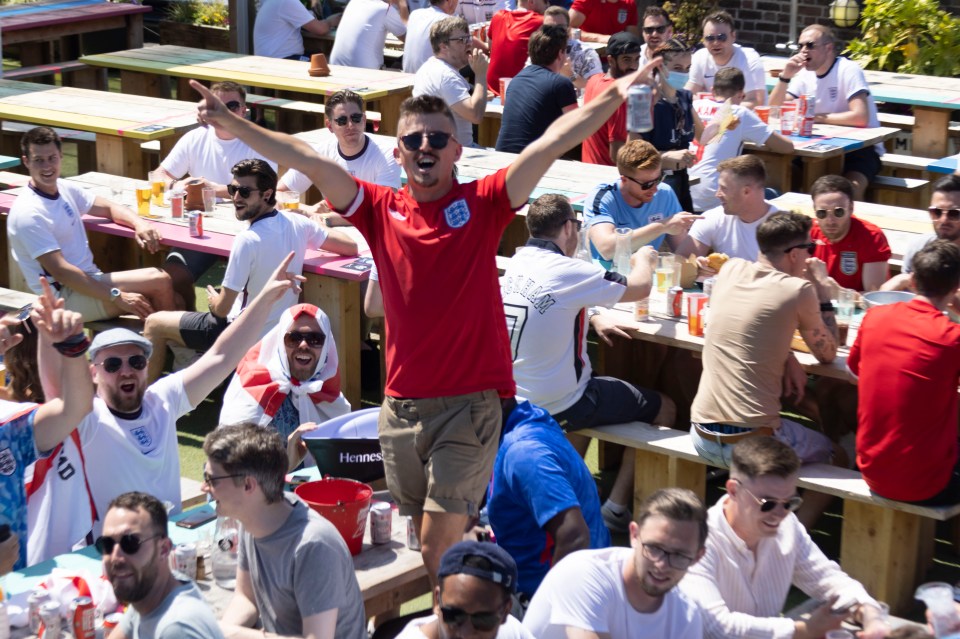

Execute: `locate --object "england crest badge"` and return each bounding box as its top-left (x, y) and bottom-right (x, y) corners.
top-left (444, 198), bottom-right (471, 228)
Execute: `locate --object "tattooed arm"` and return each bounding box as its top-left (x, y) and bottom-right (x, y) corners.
top-left (798, 259), bottom-right (838, 364)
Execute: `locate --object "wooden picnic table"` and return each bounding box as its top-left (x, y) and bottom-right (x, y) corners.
top-left (762, 56), bottom-right (960, 158)
top-left (79, 45), bottom-right (416, 136)
top-left (0, 79), bottom-right (199, 178)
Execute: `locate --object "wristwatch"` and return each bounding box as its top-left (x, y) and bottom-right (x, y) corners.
top-left (778, 75), bottom-right (791, 83)
top-left (110, 287), bottom-right (121, 302)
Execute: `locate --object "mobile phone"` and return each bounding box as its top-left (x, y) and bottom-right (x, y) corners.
top-left (0, 524), bottom-right (10, 542)
top-left (288, 474), bottom-right (311, 486)
top-left (175, 510), bottom-right (216, 529)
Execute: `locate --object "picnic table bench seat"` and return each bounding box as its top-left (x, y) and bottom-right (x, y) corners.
top-left (3, 61), bottom-right (107, 91)
top-left (877, 112), bottom-right (960, 139)
top-left (0, 286), bottom-right (35, 312)
top-left (579, 421), bottom-right (960, 613)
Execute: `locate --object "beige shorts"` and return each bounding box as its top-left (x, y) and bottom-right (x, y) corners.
top-left (61, 276), bottom-right (120, 323)
top-left (379, 390), bottom-right (502, 517)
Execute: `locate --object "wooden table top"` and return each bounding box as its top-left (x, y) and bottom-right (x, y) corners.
top-left (748, 123), bottom-right (899, 158)
top-left (0, 0), bottom-right (150, 32)
top-left (0, 79), bottom-right (199, 140)
top-left (80, 45), bottom-right (416, 102)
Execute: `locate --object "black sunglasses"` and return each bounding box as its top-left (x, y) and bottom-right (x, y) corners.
top-left (97, 355), bottom-right (148, 374)
top-left (640, 542), bottom-right (696, 570)
top-left (333, 112), bottom-right (364, 127)
top-left (703, 33), bottom-right (729, 43)
top-left (784, 242), bottom-right (816, 255)
top-left (737, 481), bottom-right (804, 513)
top-left (447, 35), bottom-right (472, 44)
top-left (227, 184), bottom-right (260, 198)
top-left (929, 207), bottom-right (960, 221)
top-left (203, 470), bottom-right (244, 487)
top-left (283, 331), bottom-right (326, 348)
top-left (815, 207), bottom-right (846, 219)
top-left (399, 131), bottom-right (454, 152)
top-left (621, 172), bottom-right (663, 191)
top-left (797, 41), bottom-right (820, 50)
top-left (225, 100), bottom-right (244, 112)
top-left (643, 25), bottom-right (668, 35)
top-left (440, 606), bottom-right (502, 632)
top-left (567, 218), bottom-right (583, 232)
top-left (94, 533), bottom-right (162, 556)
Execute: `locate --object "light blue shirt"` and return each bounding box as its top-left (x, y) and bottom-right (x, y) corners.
top-left (0, 403), bottom-right (38, 571)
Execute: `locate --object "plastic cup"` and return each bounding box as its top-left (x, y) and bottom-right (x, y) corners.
top-left (135, 182), bottom-right (152, 216)
top-left (110, 178), bottom-right (124, 202)
top-left (202, 187), bottom-right (216, 214)
top-left (655, 268), bottom-right (672, 293)
top-left (755, 106), bottom-right (770, 123)
top-left (279, 190), bottom-right (301, 211)
top-left (780, 105), bottom-right (797, 136)
top-left (500, 78), bottom-right (512, 106)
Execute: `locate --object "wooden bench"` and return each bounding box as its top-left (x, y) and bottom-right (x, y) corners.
top-left (870, 153), bottom-right (934, 207)
top-left (579, 421), bottom-right (960, 613)
top-left (3, 60), bottom-right (107, 91)
top-left (84, 315), bottom-right (145, 337)
top-left (0, 122), bottom-right (96, 173)
top-left (878, 112), bottom-right (960, 138)
top-left (180, 476), bottom-right (206, 510)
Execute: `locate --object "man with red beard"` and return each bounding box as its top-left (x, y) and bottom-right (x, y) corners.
top-left (98, 491), bottom-right (223, 638)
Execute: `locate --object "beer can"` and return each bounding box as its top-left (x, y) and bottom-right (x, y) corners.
top-left (666, 286), bottom-right (683, 317)
top-left (174, 542), bottom-right (199, 580)
top-left (626, 85), bottom-right (653, 133)
top-left (28, 589), bottom-right (52, 634)
top-left (798, 115), bottom-right (814, 137)
top-left (405, 516), bottom-right (421, 551)
top-left (38, 600), bottom-right (62, 639)
top-left (70, 596), bottom-right (96, 639)
top-left (188, 211), bottom-right (203, 237)
top-left (634, 298), bottom-right (650, 322)
top-left (702, 277), bottom-right (717, 299)
top-left (103, 612), bottom-right (124, 631)
top-left (170, 191), bottom-right (184, 218)
top-left (369, 502), bottom-right (392, 545)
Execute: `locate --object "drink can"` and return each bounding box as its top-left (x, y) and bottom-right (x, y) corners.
top-left (28, 589), bottom-right (52, 634)
top-left (170, 191), bottom-right (184, 218)
top-left (571, 27), bottom-right (581, 40)
top-left (70, 596), bottom-right (96, 639)
top-left (188, 211), bottom-right (203, 237)
top-left (798, 115), bottom-right (814, 137)
top-left (369, 502), bottom-right (392, 545)
top-left (702, 276), bottom-right (717, 299)
top-left (174, 542), bottom-right (198, 580)
top-left (687, 293), bottom-right (708, 337)
top-left (634, 298), bottom-right (649, 322)
top-left (405, 516), bottom-right (421, 551)
top-left (667, 286), bottom-right (683, 317)
top-left (627, 84), bottom-right (653, 133)
top-left (103, 612), bottom-right (123, 631)
top-left (38, 600), bottom-right (62, 639)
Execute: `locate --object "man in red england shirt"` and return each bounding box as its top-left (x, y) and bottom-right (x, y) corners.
top-left (487, 0), bottom-right (545, 96)
top-left (582, 31), bottom-right (641, 165)
top-left (809, 175), bottom-right (890, 293)
top-left (849, 239), bottom-right (960, 505)
top-left (188, 57), bottom-right (662, 585)
top-left (570, 0), bottom-right (638, 43)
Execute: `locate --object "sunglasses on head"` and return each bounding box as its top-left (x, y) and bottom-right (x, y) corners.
top-left (784, 241), bottom-right (816, 255)
top-left (284, 331), bottom-right (326, 348)
top-left (97, 355), bottom-right (148, 374)
top-left (439, 606), bottom-right (502, 632)
top-left (333, 112), bottom-right (364, 127)
top-left (225, 100), bottom-right (244, 112)
top-left (227, 184), bottom-right (260, 198)
top-left (643, 25), bottom-right (668, 35)
top-left (929, 207), bottom-right (960, 221)
top-left (703, 33), bottom-right (728, 43)
top-left (815, 207), bottom-right (846, 219)
top-left (399, 131), bottom-right (454, 152)
top-left (737, 481), bottom-right (804, 513)
top-left (94, 533), bottom-right (162, 556)
top-left (621, 172), bottom-right (663, 191)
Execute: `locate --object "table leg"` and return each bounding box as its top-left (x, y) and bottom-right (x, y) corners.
top-left (477, 116), bottom-right (501, 149)
top-left (912, 107), bottom-right (951, 159)
top-left (633, 449), bottom-right (706, 516)
top-left (120, 70), bottom-right (166, 99)
top-left (126, 14), bottom-right (145, 49)
top-left (302, 274), bottom-right (362, 408)
top-left (363, 575), bottom-right (432, 620)
top-left (374, 92), bottom-right (411, 137)
top-left (749, 150), bottom-right (791, 193)
top-left (96, 134), bottom-right (146, 179)
top-left (800, 156), bottom-right (843, 192)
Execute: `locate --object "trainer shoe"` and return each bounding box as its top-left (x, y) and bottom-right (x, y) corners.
top-left (601, 503), bottom-right (633, 534)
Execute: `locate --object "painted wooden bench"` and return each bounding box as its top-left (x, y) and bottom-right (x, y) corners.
top-left (3, 60), bottom-right (107, 91)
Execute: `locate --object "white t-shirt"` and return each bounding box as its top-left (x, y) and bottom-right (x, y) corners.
top-left (397, 614), bottom-right (534, 639)
top-left (689, 101), bottom-right (774, 212)
top-left (457, 0), bottom-right (507, 24)
top-left (501, 241), bottom-right (626, 414)
top-left (689, 44), bottom-right (766, 99)
top-left (786, 56), bottom-right (883, 155)
top-left (221, 210), bottom-right (328, 326)
top-left (254, 0), bottom-right (316, 59)
top-left (413, 56), bottom-right (475, 146)
top-left (8, 180), bottom-right (98, 295)
top-left (688, 202), bottom-right (779, 260)
top-left (523, 548), bottom-right (703, 639)
top-left (80, 373), bottom-right (194, 536)
top-left (330, 0), bottom-right (407, 69)
top-left (403, 6), bottom-right (448, 73)
top-left (160, 126), bottom-right (277, 185)
top-left (279, 134), bottom-right (401, 193)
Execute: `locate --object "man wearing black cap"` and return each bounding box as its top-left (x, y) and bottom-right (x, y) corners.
top-left (397, 541), bottom-right (534, 639)
top-left (582, 31), bottom-right (643, 166)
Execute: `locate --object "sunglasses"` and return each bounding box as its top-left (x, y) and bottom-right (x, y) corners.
top-left (737, 480), bottom-right (804, 513)
top-left (929, 207), bottom-right (960, 221)
top-left (703, 33), bottom-right (729, 43)
top-left (399, 131), bottom-right (454, 152)
top-left (797, 41), bottom-right (820, 50)
top-left (12, 303), bottom-right (33, 336)
top-left (784, 242), bottom-right (816, 255)
top-left (97, 355), bottom-right (148, 374)
top-left (621, 173), bottom-right (663, 191)
top-left (640, 542), bottom-right (696, 570)
top-left (815, 207), bottom-right (846, 219)
top-left (567, 218), bottom-right (583, 232)
top-left (333, 112), bottom-right (364, 127)
top-left (94, 533), bottom-right (162, 556)
top-left (283, 331), bottom-right (326, 348)
top-left (225, 100), bottom-right (244, 112)
top-left (447, 35), bottom-right (472, 44)
top-left (643, 25), bottom-right (668, 35)
top-left (439, 606), bottom-right (502, 632)
top-left (202, 470), bottom-right (244, 487)
top-left (227, 184), bottom-right (260, 198)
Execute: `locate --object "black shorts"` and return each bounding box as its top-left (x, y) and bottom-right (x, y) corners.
top-left (178, 311), bottom-right (229, 352)
top-left (843, 147), bottom-right (883, 183)
top-left (165, 249), bottom-right (219, 280)
top-left (553, 376), bottom-right (662, 432)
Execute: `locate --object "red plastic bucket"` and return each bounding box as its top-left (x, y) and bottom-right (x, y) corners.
top-left (295, 478), bottom-right (373, 555)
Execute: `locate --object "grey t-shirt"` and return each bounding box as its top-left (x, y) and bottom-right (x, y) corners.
top-left (902, 232), bottom-right (936, 273)
top-left (239, 493), bottom-right (366, 639)
top-left (119, 581), bottom-right (224, 639)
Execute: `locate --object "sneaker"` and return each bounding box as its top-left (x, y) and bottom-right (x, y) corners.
top-left (601, 503), bottom-right (633, 534)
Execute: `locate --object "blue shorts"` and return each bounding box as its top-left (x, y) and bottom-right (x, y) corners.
top-left (690, 418), bottom-right (834, 468)
top-left (553, 376), bottom-right (662, 432)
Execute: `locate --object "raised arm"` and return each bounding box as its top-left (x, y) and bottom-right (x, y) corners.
top-left (191, 80), bottom-right (359, 211)
top-left (505, 59), bottom-right (663, 208)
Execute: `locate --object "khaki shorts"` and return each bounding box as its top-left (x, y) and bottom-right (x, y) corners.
top-left (61, 277), bottom-right (120, 323)
top-left (379, 390), bottom-right (502, 517)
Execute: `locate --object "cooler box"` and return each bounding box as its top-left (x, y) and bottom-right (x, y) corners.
top-left (302, 407), bottom-right (384, 483)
